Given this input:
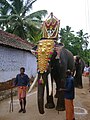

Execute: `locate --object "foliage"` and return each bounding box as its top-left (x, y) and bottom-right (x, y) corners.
top-left (60, 26), bottom-right (90, 64)
top-left (0, 0), bottom-right (47, 43)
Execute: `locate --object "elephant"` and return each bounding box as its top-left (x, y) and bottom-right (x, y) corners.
top-left (74, 55), bottom-right (85, 88)
top-left (30, 39), bottom-right (74, 114)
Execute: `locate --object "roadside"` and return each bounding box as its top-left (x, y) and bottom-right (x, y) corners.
top-left (0, 76), bottom-right (90, 120)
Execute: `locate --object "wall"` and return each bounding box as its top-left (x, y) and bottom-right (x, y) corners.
top-left (0, 46), bottom-right (37, 82)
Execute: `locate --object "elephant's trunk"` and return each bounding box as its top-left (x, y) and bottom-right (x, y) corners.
top-left (38, 83), bottom-right (45, 114)
top-left (37, 73), bottom-right (53, 114)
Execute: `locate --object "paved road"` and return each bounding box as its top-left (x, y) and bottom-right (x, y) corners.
top-left (0, 76), bottom-right (90, 120)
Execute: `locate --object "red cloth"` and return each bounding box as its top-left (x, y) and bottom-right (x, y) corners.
top-left (65, 99), bottom-right (74, 120)
top-left (83, 72), bottom-right (89, 77)
top-left (18, 86), bottom-right (27, 100)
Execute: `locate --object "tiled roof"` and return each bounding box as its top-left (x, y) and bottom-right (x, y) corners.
top-left (0, 30), bottom-right (34, 51)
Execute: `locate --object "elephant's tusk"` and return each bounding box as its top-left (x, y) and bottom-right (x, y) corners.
top-left (73, 70), bottom-right (76, 76)
top-left (48, 73), bottom-right (52, 96)
top-left (28, 74), bottom-right (38, 93)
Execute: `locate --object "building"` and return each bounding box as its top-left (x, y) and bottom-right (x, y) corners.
top-left (0, 30), bottom-right (37, 82)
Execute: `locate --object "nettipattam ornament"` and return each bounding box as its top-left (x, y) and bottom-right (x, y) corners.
top-left (37, 39), bottom-right (54, 73)
top-left (42, 12), bottom-right (60, 39)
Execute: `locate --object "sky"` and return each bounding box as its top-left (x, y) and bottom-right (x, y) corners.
top-left (31, 0), bottom-right (90, 48)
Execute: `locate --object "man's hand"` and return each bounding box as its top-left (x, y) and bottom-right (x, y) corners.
top-left (59, 88), bottom-right (66, 91)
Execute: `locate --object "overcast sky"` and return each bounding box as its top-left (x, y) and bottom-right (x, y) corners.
top-left (31, 0), bottom-right (90, 48)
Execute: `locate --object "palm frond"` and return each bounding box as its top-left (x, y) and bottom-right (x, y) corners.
top-left (0, 0), bottom-right (47, 43)
top-left (26, 10), bottom-right (47, 20)
top-left (11, 0), bottom-right (23, 14)
top-left (22, 0), bottom-right (37, 16)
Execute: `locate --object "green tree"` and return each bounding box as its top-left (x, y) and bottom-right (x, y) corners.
top-left (76, 30), bottom-right (89, 59)
top-left (0, 0), bottom-right (47, 42)
top-left (76, 30), bottom-right (89, 50)
top-left (60, 26), bottom-right (75, 50)
top-left (60, 26), bottom-right (90, 63)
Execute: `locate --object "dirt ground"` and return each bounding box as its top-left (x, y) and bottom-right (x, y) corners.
top-left (0, 76), bottom-right (90, 120)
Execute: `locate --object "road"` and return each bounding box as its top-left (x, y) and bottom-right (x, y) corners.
top-left (0, 76), bottom-right (90, 120)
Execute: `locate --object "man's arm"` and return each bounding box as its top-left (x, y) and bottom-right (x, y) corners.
top-left (26, 75), bottom-right (30, 87)
top-left (59, 79), bottom-right (74, 91)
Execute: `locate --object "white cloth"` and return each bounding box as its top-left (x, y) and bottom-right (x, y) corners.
top-left (84, 67), bottom-right (89, 72)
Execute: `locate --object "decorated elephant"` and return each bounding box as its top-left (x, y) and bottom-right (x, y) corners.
top-left (29, 39), bottom-right (74, 114)
top-left (28, 13), bottom-right (74, 114)
top-left (74, 56), bottom-right (85, 88)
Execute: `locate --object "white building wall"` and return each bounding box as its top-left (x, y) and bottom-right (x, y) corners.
top-left (0, 46), bottom-right (37, 82)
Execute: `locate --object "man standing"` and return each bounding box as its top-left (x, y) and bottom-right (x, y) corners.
top-left (59, 70), bottom-right (75, 120)
top-left (14, 67), bottom-right (30, 113)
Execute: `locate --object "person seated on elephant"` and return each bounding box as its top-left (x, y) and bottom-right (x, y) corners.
top-left (59, 69), bottom-right (75, 120)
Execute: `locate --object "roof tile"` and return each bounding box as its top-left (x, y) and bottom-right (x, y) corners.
top-left (0, 30), bottom-right (34, 51)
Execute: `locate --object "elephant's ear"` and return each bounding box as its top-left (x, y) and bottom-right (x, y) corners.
top-left (50, 50), bottom-right (57, 60)
top-left (54, 43), bottom-right (64, 58)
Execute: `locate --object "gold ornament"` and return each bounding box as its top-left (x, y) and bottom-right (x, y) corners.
top-left (37, 39), bottom-right (54, 73)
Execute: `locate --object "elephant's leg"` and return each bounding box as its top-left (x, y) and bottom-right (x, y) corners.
top-left (38, 83), bottom-right (45, 114)
top-left (78, 75), bottom-right (83, 89)
top-left (54, 77), bottom-right (60, 98)
top-left (45, 75), bottom-right (55, 109)
top-left (74, 75), bottom-right (78, 87)
top-left (56, 91), bottom-right (65, 111)
top-left (56, 79), bottom-right (65, 111)
top-left (45, 95), bottom-right (55, 109)
top-left (52, 71), bottom-right (59, 98)
top-left (75, 73), bottom-right (83, 88)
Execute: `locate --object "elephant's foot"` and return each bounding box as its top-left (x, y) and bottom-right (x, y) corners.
top-left (78, 85), bottom-right (83, 89)
top-left (45, 102), bottom-right (55, 109)
top-left (45, 95), bottom-right (55, 109)
top-left (56, 92), bottom-right (65, 111)
top-left (39, 110), bottom-right (45, 114)
top-left (56, 106), bottom-right (65, 111)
